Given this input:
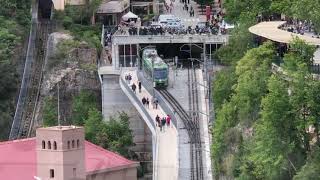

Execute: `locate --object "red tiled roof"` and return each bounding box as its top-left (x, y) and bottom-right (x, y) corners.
top-left (0, 138), bottom-right (137, 180)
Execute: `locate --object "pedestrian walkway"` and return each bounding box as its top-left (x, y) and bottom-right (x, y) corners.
top-left (120, 69), bottom-right (178, 180)
top-left (165, 0), bottom-right (206, 27)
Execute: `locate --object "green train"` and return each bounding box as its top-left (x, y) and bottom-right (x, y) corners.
top-left (142, 48), bottom-right (168, 88)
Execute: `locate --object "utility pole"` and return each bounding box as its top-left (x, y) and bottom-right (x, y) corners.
top-left (57, 83), bottom-right (61, 127)
top-left (152, 55), bottom-right (155, 97)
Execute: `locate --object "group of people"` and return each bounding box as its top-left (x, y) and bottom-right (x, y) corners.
top-left (155, 114), bottom-right (171, 132)
top-left (281, 19), bottom-right (318, 37)
top-left (182, 2), bottom-right (194, 17)
top-left (164, 0), bottom-right (174, 13)
top-left (127, 75), bottom-right (170, 132)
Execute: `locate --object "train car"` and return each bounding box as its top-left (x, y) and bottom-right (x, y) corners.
top-left (142, 48), bottom-right (168, 88)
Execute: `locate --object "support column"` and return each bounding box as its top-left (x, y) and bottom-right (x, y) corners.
top-left (130, 44), bottom-right (133, 67)
top-left (112, 44), bottom-right (119, 69)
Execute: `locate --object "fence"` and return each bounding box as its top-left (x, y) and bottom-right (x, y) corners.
top-left (9, 5), bottom-right (38, 140)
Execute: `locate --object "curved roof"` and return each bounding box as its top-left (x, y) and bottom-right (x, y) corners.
top-left (249, 21), bottom-right (320, 46)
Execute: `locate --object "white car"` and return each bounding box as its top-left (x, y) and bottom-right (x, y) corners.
top-left (158, 14), bottom-right (181, 26)
top-left (165, 21), bottom-right (184, 29)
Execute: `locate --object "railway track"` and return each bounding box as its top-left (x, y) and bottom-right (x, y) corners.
top-left (158, 66), bottom-right (203, 180)
top-left (18, 20), bottom-right (53, 138)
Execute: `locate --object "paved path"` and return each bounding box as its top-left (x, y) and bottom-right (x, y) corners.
top-left (121, 69), bottom-right (178, 180)
top-left (165, 0), bottom-right (206, 27)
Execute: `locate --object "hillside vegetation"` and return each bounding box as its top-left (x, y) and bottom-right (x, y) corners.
top-left (211, 1), bottom-right (320, 179)
top-left (0, 0), bottom-right (31, 140)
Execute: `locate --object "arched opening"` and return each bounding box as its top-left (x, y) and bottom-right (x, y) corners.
top-left (42, 140), bottom-right (46, 149)
top-left (72, 140), bottom-right (75, 148)
top-left (53, 141), bottom-right (57, 150)
top-left (77, 139), bottom-right (80, 148)
top-left (48, 141), bottom-right (51, 149)
top-left (68, 141), bottom-right (70, 149)
top-left (38, 0), bottom-right (53, 19)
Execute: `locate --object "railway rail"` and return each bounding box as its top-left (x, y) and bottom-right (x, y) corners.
top-left (18, 20), bottom-right (53, 138)
top-left (158, 66), bottom-right (203, 180)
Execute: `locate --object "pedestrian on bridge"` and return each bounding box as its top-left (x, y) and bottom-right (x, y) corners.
top-left (156, 115), bottom-right (161, 131)
top-left (166, 115), bottom-right (171, 127)
top-left (128, 74), bottom-right (132, 84)
top-left (142, 97), bottom-right (147, 106)
top-left (146, 98), bottom-right (150, 108)
top-left (153, 97), bottom-right (159, 109)
top-left (132, 83), bottom-right (137, 93)
top-left (138, 81), bottom-right (142, 93)
top-left (161, 117), bottom-right (166, 131)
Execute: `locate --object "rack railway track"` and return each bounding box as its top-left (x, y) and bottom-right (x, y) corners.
top-left (158, 66), bottom-right (203, 180)
top-left (18, 20), bottom-right (53, 138)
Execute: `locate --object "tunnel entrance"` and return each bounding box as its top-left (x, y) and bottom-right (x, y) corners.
top-left (38, 0), bottom-right (53, 19)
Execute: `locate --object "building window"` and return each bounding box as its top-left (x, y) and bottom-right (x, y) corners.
top-left (48, 141), bottom-right (51, 149)
top-left (73, 168), bottom-right (76, 177)
top-left (72, 140), bottom-right (75, 148)
top-left (42, 141), bottom-right (46, 149)
top-left (77, 139), bottom-right (79, 148)
top-left (68, 141), bottom-right (70, 149)
top-left (50, 169), bottom-right (54, 178)
top-left (53, 141), bottom-right (57, 150)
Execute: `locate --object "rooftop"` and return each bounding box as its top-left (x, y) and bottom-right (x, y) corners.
top-left (0, 138), bottom-right (138, 180)
top-left (37, 125), bottom-right (82, 131)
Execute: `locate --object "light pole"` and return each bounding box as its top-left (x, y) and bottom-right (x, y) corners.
top-left (152, 55), bottom-right (155, 97)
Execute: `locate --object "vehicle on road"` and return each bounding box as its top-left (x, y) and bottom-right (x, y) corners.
top-left (142, 48), bottom-right (168, 88)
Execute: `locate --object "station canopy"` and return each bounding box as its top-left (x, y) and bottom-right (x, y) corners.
top-left (122, 11), bottom-right (139, 21)
top-left (249, 21), bottom-right (320, 46)
top-left (96, 0), bottom-right (129, 14)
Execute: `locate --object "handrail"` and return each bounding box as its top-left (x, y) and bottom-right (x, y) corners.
top-left (9, 1), bottom-right (38, 140)
top-left (119, 77), bottom-right (156, 131)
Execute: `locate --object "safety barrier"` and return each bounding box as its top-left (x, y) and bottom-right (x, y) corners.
top-left (9, 3), bottom-right (38, 140)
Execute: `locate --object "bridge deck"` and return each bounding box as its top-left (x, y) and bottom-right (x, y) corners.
top-left (120, 69), bottom-right (178, 180)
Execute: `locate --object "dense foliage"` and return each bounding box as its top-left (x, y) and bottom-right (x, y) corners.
top-left (212, 10), bottom-right (320, 180)
top-left (0, 0), bottom-right (31, 140)
top-left (223, 0), bottom-right (320, 32)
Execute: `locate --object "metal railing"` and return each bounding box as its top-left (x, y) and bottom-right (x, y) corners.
top-left (119, 76), bottom-right (156, 131)
top-left (9, 3), bottom-right (38, 140)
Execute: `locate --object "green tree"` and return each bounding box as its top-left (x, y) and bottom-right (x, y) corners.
top-left (293, 148), bottom-right (320, 180)
top-left (212, 67), bottom-right (237, 110)
top-left (240, 76), bottom-right (297, 179)
top-left (216, 13), bottom-right (256, 66)
top-left (84, 109), bottom-right (135, 158)
top-left (43, 97), bottom-right (58, 126)
top-left (72, 90), bottom-right (97, 125)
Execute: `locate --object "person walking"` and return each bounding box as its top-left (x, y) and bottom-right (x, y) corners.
top-left (166, 114), bottom-right (171, 127)
top-left (128, 74), bottom-right (132, 84)
top-left (142, 97), bottom-right (147, 106)
top-left (131, 83), bottom-right (136, 93)
top-left (146, 98), bottom-right (150, 108)
top-left (161, 117), bottom-right (166, 132)
top-left (154, 98), bottom-right (159, 109)
top-left (138, 81), bottom-right (142, 93)
top-left (156, 115), bottom-right (161, 131)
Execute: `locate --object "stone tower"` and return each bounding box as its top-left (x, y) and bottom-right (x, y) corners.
top-left (36, 126), bottom-right (86, 180)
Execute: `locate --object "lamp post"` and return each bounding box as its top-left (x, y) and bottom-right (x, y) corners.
top-left (152, 55), bottom-right (155, 97)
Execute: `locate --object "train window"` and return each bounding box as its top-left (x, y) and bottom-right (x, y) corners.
top-left (53, 141), bottom-right (57, 150)
top-left (48, 141), bottom-right (51, 149)
top-left (72, 140), bottom-right (75, 148)
top-left (77, 139), bottom-right (80, 148)
top-left (42, 141), bottom-right (46, 149)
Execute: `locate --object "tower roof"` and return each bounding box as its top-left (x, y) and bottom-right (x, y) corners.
top-left (0, 138), bottom-right (138, 180)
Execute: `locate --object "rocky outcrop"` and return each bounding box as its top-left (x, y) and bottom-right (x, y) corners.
top-left (33, 32), bottom-right (100, 130)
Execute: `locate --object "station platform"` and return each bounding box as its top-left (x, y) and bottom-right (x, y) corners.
top-left (119, 69), bottom-right (178, 180)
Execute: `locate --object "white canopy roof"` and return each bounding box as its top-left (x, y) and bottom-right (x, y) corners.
top-left (122, 11), bottom-right (138, 21)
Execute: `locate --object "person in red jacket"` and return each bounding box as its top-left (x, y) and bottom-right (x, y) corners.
top-left (166, 115), bottom-right (171, 127)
